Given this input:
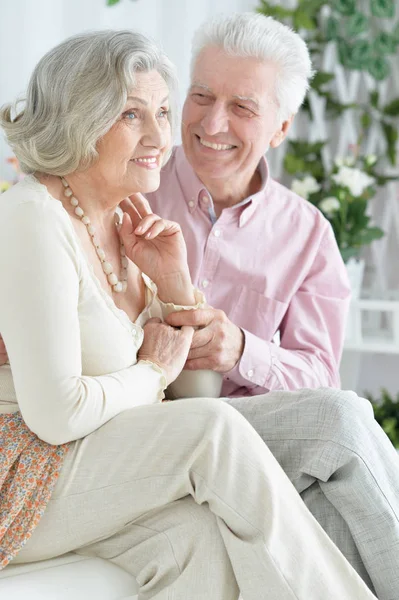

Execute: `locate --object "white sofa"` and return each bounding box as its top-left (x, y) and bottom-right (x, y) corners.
top-left (0, 552), bottom-right (139, 600)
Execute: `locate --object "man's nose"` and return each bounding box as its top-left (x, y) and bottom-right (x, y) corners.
top-left (201, 103), bottom-right (229, 136)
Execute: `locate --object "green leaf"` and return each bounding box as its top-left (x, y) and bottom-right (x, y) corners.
top-left (325, 16), bottom-right (340, 40)
top-left (370, 0), bottom-right (395, 18)
top-left (361, 112), bottom-right (372, 129)
top-left (311, 71), bottom-right (335, 89)
top-left (368, 54), bottom-right (391, 80)
top-left (346, 12), bottom-right (369, 37)
top-left (341, 247), bottom-right (361, 262)
top-left (383, 98), bottom-right (399, 116)
top-left (284, 154), bottom-right (306, 175)
top-left (370, 90), bottom-right (379, 108)
top-left (351, 40), bottom-right (371, 69)
top-left (256, 2), bottom-right (294, 19)
top-left (107, 0), bottom-right (121, 5)
top-left (393, 23), bottom-right (399, 44)
top-left (334, 0), bottom-right (356, 15)
top-left (373, 32), bottom-right (397, 56)
top-left (381, 121), bottom-right (398, 165)
top-left (293, 10), bottom-right (317, 30)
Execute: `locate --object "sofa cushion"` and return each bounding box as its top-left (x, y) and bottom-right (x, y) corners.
top-left (0, 552), bottom-right (138, 600)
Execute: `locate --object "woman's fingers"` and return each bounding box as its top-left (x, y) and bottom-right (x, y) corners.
top-left (123, 193), bottom-right (153, 218)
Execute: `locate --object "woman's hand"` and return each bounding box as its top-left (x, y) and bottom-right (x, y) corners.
top-left (119, 194), bottom-right (189, 285)
top-left (138, 318), bottom-right (194, 385)
top-left (0, 334), bottom-right (8, 366)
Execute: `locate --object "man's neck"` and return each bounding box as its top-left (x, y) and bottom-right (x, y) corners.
top-left (204, 169), bottom-right (262, 214)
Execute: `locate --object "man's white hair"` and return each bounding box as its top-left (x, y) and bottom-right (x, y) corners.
top-left (191, 12), bottom-right (314, 122)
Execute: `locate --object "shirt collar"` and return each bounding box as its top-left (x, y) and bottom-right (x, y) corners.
top-left (174, 145), bottom-right (270, 227)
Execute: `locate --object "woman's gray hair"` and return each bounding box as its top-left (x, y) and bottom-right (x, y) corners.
top-left (191, 12), bottom-right (314, 122)
top-left (0, 30), bottom-right (178, 175)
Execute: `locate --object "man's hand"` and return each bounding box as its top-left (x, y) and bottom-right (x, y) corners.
top-left (0, 335), bottom-right (9, 366)
top-left (165, 308), bottom-right (244, 373)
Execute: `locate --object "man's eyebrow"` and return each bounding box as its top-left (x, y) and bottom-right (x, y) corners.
top-left (189, 83), bottom-right (213, 93)
top-left (233, 95), bottom-right (260, 110)
top-left (126, 95), bottom-right (169, 106)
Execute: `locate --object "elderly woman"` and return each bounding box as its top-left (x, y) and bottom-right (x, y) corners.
top-left (0, 30), bottom-right (376, 600)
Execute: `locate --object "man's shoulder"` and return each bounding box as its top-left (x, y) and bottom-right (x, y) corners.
top-left (266, 177), bottom-right (327, 230)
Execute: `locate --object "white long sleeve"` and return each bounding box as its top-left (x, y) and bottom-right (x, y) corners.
top-left (0, 179), bottom-right (166, 445)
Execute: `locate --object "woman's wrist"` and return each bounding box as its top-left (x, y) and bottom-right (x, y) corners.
top-left (155, 270), bottom-right (196, 306)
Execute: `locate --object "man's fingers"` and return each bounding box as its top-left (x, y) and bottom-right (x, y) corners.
top-left (145, 317), bottom-right (162, 324)
top-left (190, 328), bottom-right (212, 349)
top-left (166, 309), bottom-right (214, 329)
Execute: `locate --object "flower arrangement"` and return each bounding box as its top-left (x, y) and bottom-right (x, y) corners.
top-left (0, 157), bottom-right (23, 193)
top-left (287, 142), bottom-right (395, 263)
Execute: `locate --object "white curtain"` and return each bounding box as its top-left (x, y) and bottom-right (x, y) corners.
top-left (0, 0), bottom-right (258, 177)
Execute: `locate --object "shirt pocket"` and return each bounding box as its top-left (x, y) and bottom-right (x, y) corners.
top-left (230, 286), bottom-right (288, 341)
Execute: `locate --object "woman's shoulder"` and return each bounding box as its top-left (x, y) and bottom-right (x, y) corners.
top-left (0, 175), bottom-right (70, 228)
top-left (0, 176), bottom-right (80, 256)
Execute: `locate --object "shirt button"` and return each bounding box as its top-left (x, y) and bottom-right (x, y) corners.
top-left (188, 200), bottom-right (195, 208)
top-left (132, 329), bottom-right (137, 337)
top-left (214, 229), bottom-right (221, 237)
top-left (202, 279), bottom-right (210, 288)
top-left (247, 369), bottom-right (254, 378)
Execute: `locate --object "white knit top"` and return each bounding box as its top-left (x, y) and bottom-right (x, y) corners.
top-left (0, 176), bottom-right (203, 445)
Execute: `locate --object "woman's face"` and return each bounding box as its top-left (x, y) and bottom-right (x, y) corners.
top-left (93, 70), bottom-right (172, 198)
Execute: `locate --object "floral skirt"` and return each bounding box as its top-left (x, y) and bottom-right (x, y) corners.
top-left (0, 412), bottom-right (69, 569)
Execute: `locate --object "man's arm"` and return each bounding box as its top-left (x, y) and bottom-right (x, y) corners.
top-left (166, 225), bottom-right (350, 394)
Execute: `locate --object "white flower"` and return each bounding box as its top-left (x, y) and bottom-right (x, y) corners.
top-left (291, 175), bottom-right (321, 199)
top-left (332, 166), bottom-right (375, 197)
top-left (334, 156), bottom-right (355, 168)
top-left (365, 154), bottom-right (377, 166)
top-left (319, 196), bottom-right (340, 216)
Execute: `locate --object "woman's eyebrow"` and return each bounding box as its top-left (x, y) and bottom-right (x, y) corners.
top-left (126, 95), bottom-right (169, 105)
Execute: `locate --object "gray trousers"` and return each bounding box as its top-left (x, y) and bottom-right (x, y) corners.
top-left (227, 387), bottom-right (399, 600)
top-left (14, 395), bottom-right (376, 600)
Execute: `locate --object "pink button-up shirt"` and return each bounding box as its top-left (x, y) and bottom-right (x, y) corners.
top-left (147, 146), bottom-right (351, 397)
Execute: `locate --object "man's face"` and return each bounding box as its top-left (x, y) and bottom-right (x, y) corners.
top-left (182, 46), bottom-right (285, 187)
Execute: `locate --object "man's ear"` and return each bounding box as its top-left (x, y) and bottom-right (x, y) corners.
top-left (270, 114), bottom-right (295, 149)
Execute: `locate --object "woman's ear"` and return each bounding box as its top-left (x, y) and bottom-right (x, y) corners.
top-left (270, 114), bottom-right (295, 149)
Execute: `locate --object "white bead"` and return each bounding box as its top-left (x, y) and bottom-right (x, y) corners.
top-left (64, 188), bottom-right (73, 197)
top-left (121, 256), bottom-right (128, 268)
top-left (121, 268), bottom-right (128, 280)
top-left (114, 213), bottom-right (121, 226)
top-left (74, 206), bottom-right (84, 217)
top-left (61, 178), bottom-right (68, 187)
top-left (87, 224), bottom-right (95, 236)
top-left (102, 261), bottom-right (113, 275)
top-left (92, 236), bottom-right (100, 248)
top-left (113, 282), bottom-right (123, 293)
top-left (108, 273), bottom-right (118, 286)
top-left (121, 281), bottom-right (128, 293)
top-left (96, 248), bottom-right (106, 260)
top-left (81, 215), bottom-right (90, 225)
top-left (70, 197), bottom-right (79, 207)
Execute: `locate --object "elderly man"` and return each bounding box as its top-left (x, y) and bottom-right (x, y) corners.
top-left (146, 13), bottom-right (399, 600)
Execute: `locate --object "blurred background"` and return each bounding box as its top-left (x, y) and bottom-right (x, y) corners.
top-left (1, 0), bottom-right (399, 418)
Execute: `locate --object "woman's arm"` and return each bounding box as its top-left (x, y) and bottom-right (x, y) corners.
top-left (0, 198), bottom-right (167, 445)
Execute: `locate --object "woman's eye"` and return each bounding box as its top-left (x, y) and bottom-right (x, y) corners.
top-left (123, 110), bottom-right (137, 120)
top-left (158, 109), bottom-right (169, 118)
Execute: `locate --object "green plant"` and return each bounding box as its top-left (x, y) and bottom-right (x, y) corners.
top-left (368, 388), bottom-right (399, 448)
top-left (257, 0), bottom-right (399, 165)
top-left (286, 143), bottom-right (396, 262)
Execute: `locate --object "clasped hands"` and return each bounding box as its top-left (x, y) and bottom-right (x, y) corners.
top-left (120, 193), bottom-right (244, 375)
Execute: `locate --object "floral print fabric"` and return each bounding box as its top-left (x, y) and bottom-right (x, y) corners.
top-left (0, 412), bottom-right (69, 568)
